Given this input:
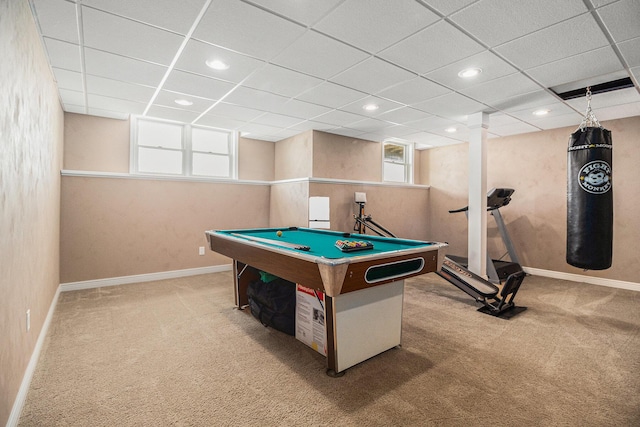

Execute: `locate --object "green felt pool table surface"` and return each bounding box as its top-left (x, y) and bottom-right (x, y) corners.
top-left (217, 227), bottom-right (439, 259)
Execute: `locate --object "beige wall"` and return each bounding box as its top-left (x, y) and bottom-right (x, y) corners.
top-left (426, 116), bottom-right (640, 284)
top-left (239, 136), bottom-right (275, 181)
top-left (274, 130), bottom-right (313, 180)
top-left (312, 131), bottom-right (382, 181)
top-left (308, 130), bottom-right (429, 239)
top-left (60, 176), bottom-right (270, 282)
top-left (269, 181), bottom-right (309, 228)
top-left (64, 113), bottom-right (130, 172)
top-left (60, 116), bottom-right (275, 283)
top-left (63, 113), bottom-right (275, 181)
top-left (0, 1), bottom-right (64, 424)
top-left (309, 182), bottom-right (430, 240)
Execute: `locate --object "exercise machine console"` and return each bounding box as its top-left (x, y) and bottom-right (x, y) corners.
top-left (437, 188), bottom-right (526, 318)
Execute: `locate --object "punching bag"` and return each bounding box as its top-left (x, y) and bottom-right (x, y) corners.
top-left (566, 126), bottom-right (613, 270)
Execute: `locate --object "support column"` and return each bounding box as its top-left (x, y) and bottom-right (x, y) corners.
top-left (467, 112), bottom-right (489, 277)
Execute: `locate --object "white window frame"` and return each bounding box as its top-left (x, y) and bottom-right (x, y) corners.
top-left (130, 116), bottom-right (238, 180)
top-left (382, 139), bottom-right (414, 184)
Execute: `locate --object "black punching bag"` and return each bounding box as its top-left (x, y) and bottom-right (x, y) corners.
top-left (566, 126), bottom-right (613, 270)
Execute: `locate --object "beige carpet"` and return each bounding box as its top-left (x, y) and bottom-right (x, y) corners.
top-left (18, 272), bottom-right (640, 426)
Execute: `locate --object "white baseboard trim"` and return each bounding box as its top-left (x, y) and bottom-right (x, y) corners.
top-left (7, 285), bottom-right (61, 427)
top-left (523, 266), bottom-right (640, 292)
top-left (60, 265), bottom-right (232, 292)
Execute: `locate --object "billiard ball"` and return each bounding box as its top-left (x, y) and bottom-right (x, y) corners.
top-left (276, 230), bottom-right (283, 237)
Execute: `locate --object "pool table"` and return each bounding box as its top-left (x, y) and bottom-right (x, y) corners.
top-left (205, 227), bottom-right (447, 375)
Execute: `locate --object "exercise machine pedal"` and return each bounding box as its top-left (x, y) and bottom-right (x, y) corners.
top-left (438, 257), bottom-right (526, 318)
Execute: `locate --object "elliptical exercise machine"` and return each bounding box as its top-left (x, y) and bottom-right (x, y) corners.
top-left (437, 188), bottom-right (526, 318)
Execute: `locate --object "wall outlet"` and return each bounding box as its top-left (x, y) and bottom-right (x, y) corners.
top-left (199, 246), bottom-right (205, 256)
top-left (26, 309), bottom-right (30, 332)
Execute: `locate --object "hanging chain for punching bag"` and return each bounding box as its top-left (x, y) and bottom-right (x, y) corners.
top-left (566, 87), bottom-right (613, 270)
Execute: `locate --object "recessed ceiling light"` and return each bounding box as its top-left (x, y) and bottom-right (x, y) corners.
top-left (458, 68), bottom-right (482, 78)
top-left (445, 127), bottom-right (457, 133)
top-left (206, 59), bottom-right (229, 70)
top-left (363, 103), bottom-right (379, 111)
top-left (175, 99), bottom-right (193, 106)
top-left (533, 109), bottom-right (551, 116)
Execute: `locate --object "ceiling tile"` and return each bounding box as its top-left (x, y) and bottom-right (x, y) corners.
top-left (377, 107), bottom-right (431, 125)
top-left (593, 101), bottom-right (640, 122)
top-left (566, 87), bottom-right (640, 111)
top-left (342, 117), bottom-right (391, 133)
top-left (339, 95), bottom-right (404, 117)
top-left (508, 101), bottom-right (579, 122)
top-left (487, 118), bottom-right (540, 137)
top-left (424, 51), bottom-right (517, 91)
top-left (272, 30), bottom-right (370, 79)
top-left (52, 68), bottom-right (83, 92)
top-left (82, 0), bottom-right (208, 35)
top-left (412, 92), bottom-right (487, 120)
top-left (85, 75), bottom-right (156, 103)
top-left (295, 81), bottom-right (367, 109)
top-left (31, 0), bottom-right (79, 43)
top-left (326, 127), bottom-right (366, 138)
top-left (86, 108), bottom-right (129, 120)
top-left (313, 0), bottom-right (439, 53)
top-left (270, 99), bottom-right (333, 120)
top-left (375, 77), bottom-right (450, 105)
top-left (84, 48), bottom-right (168, 86)
top-left (64, 104), bottom-right (86, 114)
top-left (60, 89), bottom-right (85, 107)
top-left (378, 20), bottom-right (485, 74)
top-left (222, 86), bottom-right (290, 111)
top-left (195, 114), bottom-right (246, 130)
top-left (153, 90), bottom-right (214, 112)
top-left (530, 112), bottom-right (583, 130)
top-left (174, 39), bottom-right (266, 83)
top-left (526, 46), bottom-right (622, 88)
top-left (238, 122), bottom-right (284, 136)
top-left (44, 38), bottom-right (81, 71)
top-left (492, 90), bottom-right (567, 113)
top-left (383, 124), bottom-right (423, 138)
top-left (163, 70), bottom-right (236, 99)
top-left (246, 0), bottom-right (344, 26)
top-left (597, 0), bottom-right (640, 43)
top-left (251, 112), bottom-right (304, 128)
top-left (631, 66), bottom-right (640, 85)
top-left (330, 57), bottom-right (416, 95)
top-left (405, 115), bottom-right (459, 133)
top-left (404, 131), bottom-right (460, 147)
top-left (494, 13), bottom-right (609, 70)
top-left (87, 93), bottom-right (147, 114)
top-left (312, 110), bottom-right (369, 127)
top-left (205, 102), bottom-right (266, 122)
top-left (617, 37), bottom-right (640, 68)
top-left (420, 0), bottom-right (478, 17)
top-left (461, 73), bottom-right (541, 105)
top-left (146, 105), bottom-right (201, 123)
top-left (82, 7), bottom-right (184, 66)
top-left (449, 0), bottom-right (587, 46)
top-left (288, 120), bottom-right (338, 132)
top-left (193, 0), bottom-right (306, 60)
top-left (242, 64), bottom-right (323, 98)
top-left (272, 129), bottom-right (306, 140)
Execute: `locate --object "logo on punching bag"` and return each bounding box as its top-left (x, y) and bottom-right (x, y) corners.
top-left (578, 160), bottom-right (612, 194)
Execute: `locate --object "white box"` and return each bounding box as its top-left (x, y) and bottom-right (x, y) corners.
top-left (295, 284), bottom-right (326, 356)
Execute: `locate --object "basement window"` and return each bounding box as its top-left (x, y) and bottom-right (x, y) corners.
top-left (131, 116), bottom-right (237, 179)
top-left (382, 140), bottom-right (413, 183)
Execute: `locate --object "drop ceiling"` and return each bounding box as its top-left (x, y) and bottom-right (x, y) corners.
top-left (30, 0), bottom-right (640, 148)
